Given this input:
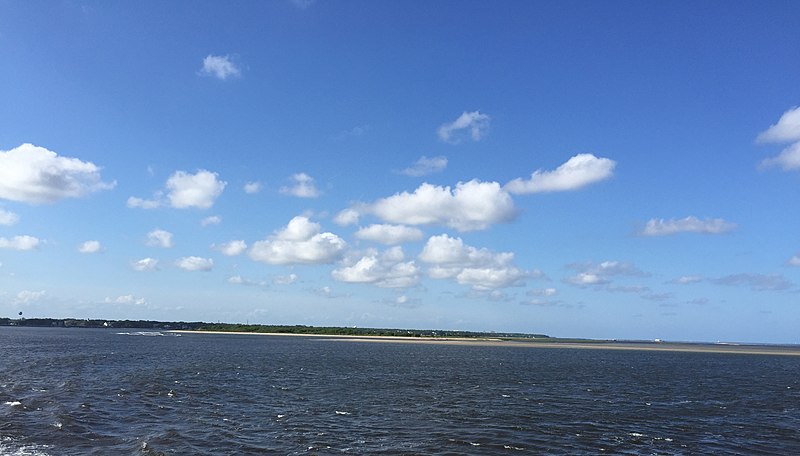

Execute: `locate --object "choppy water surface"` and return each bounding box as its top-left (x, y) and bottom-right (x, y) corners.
top-left (1, 327), bottom-right (799, 455)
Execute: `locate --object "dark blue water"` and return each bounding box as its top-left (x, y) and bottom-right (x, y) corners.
top-left (1, 327), bottom-right (799, 455)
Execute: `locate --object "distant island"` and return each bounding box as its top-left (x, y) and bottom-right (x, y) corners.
top-left (0, 317), bottom-right (550, 340)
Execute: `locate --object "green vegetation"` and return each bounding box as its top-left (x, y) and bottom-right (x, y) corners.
top-left (0, 317), bottom-right (549, 339)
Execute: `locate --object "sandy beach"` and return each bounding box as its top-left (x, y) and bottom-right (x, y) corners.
top-left (171, 330), bottom-right (800, 356)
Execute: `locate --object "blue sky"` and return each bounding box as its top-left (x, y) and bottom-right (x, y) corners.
top-left (1, 0), bottom-right (799, 343)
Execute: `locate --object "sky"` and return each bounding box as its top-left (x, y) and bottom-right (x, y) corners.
top-left (1, 0), bottom-right (799, 343)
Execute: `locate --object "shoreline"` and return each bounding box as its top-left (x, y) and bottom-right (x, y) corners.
top-left (170, 330), bottom-right (800, 356)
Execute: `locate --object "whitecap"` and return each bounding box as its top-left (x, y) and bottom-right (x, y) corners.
top-left (4, 401), bottom-right (21, 407)
top-left (334, 410), bottom-right (351, 415)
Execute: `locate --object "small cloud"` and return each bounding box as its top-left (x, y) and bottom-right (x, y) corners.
top-left (243, 181), bottom-right (262, 194)
top-left (213, 240), bottom-right (247, 256)
top-left (334, 125), bottom-right (369, 140)
top-left (176, 256), bottom-right (214, 272)
top-left (0, 143), bottom-right (115, 204)
top-left (199, 54), bottom-right (241, 80)
top-left (354, 224), bottom-right (424, 245)
top-left (273, 273), bottom-right (298, 285)
top-left (129, 170), bottom-right (226, 210)
top-left (227, 275), bottom-right (267, 287)
top-left (0, 209), bottom-right (19, 226)
top-left (14, 290), bottom-right (46, 305)
top-left (688, 297), bottom-right (710, 305)
top-left (78, 240), bottom-right (102, 254)
top-left (760, 142), bottom-right (800, 172)
top-left (291, 0), bottom-right (315, 9)
top-left (400, 156), bottom-right (447, 177)
top-left (565, 261), bottom-right (648, 287)
top-left (505, 154), bottom-right (616, 194)
top-left (201, 215), bottom-right (222, 227)
top-left (146, 229), bottom-right (173, 248)
top-left (0, 235), bottom-right (40, 251)
top-left (527, 287), bottom-right (557, 297)
top-left (131, 257), bottom-right (159, 271)
top-left (333, 207), bottom-right (361, 226)
top-left (437, 111), bottom-right (490, 144)
top-left (642, 292), bottom-right (674, 302)
top-left (280, 173), bottom-right (321, 198)
top-left (756, 106), bottom-right (800, 144)
top-left (711, 273), bottom-right (793, 291)
top-left (249, 216), bottom-right (346, 265)
top-left (314, 285), bottom-right (348, 299)
top-left (789, 255), bottom-right (800, 267)
top-left (639, 216), bottom-right (736, 236)
top-left (670, 275), bottom-right (704, 285)
top-left (104, 294), bottom-right (146, 306)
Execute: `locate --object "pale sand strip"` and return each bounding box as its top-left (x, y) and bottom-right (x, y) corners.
top-left (171, 330), bottom-right (800, 356)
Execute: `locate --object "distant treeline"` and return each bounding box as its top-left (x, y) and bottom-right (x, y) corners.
top-left (0, 317), bottom-right (549, 339)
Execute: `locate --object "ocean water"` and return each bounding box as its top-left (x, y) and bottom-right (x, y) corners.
top-left (1, 327), bottom-right (799, 455)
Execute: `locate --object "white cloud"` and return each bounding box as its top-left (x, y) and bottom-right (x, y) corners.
top-left (244, 181), bottom-right (262, 194)
top-left (505, 153), bottom-right (616, 194)
top-left (14, 290), bottom-right (46, 305)
top-left (146, 229), bottom-right (173, 248)
top-left (227, 275), bottom-right (267, 287)
top-left (131, 257), bottom-right (159, 271)
top-left (332, 247), bottom-right (420, 288)
top-left (639, 216), bottom-right (737, 236)
top-left (201, 215), bottom-right (222, 227)
top-left (345, 180), bottom-right (515, 232)
top-left (0, 143), bottom-right (115, 204)
top-left (671, 275), bottom-right (704, 284)
top-left (0, 209), bottom-right (19, 226)
top-left (199, 54), bottom-right (241, 80)
top-left (354, 224), bottom-right (424, 245)
top-left (280, 173), bottom-right (321, 198)
top-left (756, 106), bottom-right (800, 144)
top-left (273, 273), bottom-right (298, 285)
top-left (213, 240), bottom-right (247, 256)
top-left (789, 255), bottom-right (800, 267)
top-left (104, 294), bottom-right (146, 305)
top-left (176, 256), bottom-right (214, 271)
top-left (0, 235), bottom-right (40, 251)
top-left (760, 142), bottom-right (800, 172)
top-left (249, 216), bottom-right (346, 265)
top-left (78, 240), bottom-right (102, 254)
top-left (418, 234), bottom-right (536, 290)
top-left (166, 170), bottom-right (226, 209)
top-left (333, 207), bottom-right (361, 226)
top-left (528, 287), bottom-right (557, 297)
top-left (437, 111), bottom-right (490, 144)
top-left (400, 156), bottom-right (448, 177)
top-left (565, 261), bottom-right (647, 287)
top-left (129, 170), bottom-right (226, 210)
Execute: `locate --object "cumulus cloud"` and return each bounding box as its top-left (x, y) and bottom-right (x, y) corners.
top-left (280, 173), bottom-right (321, 198)
top-left (760, 142), bottom-right (800, 171)
top-left (249, 216), bottom-right (346, 265)
top-left (273, 273), bottom-right (298, 285)
top-left (244, 181), bottom-right (262, 194)
top-left (131, 257), bottom-right (159, 271)
top-left (129, 170), bottom-right (226, 210)
top-left (333, 207), bottom-right (361, 226)
top-left (400, 156), bottom-right (448, 177)
top-left (505, 153), bottom-right (616, 194)
top-left (146, 229), bottom-right (173, 248)
top-left (354, 224), bottom-right (424, 245)
top-left (201, 215), bottom-right (221, 226)
top-left (756, 106), bottom-right (800, 144)
top-left (14, 290), bottom-right (46, 305)
top-left (78, 240), bottom-right (102, 254)
top-left (0, 209), bottom-right (19, 226)
top-left (213, 240), bottom-right (247, 256)
top-left (104, 294), bottom-right (146, 305)
top-left (332, 247), bottom-right (420, 288)
top-left (0, 143), bottom-right (115, 204)
top-left (228, 275), bottom-right (267, 287)
top-left (711, 273), bottom-right (793, 291)
top-left (639, 216), bottom-right (737, 236)
top-left (176, 256), bottom-right (214, 271)
top-left (670, 275), bottom-right (704, 284)
top-left (418, 234), bottom-right (537, 290)
top-left (789, 255), bottom-right (800, 267)
top-left (0, 235), bottom-right (40, 251)
top-left (565, 261), bottom-right (647, 287)
top-left (199, 54), bottom-right (241, 80)
top-left (528, 288), bottom-right (557, 297)
top-left (341, 180), bottom-right (515, 232)
top-left (438, 111), bottom-right (490, 144)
